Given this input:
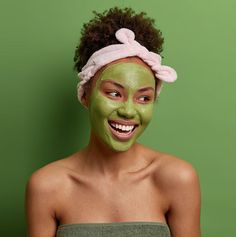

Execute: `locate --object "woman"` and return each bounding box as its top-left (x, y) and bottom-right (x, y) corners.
top-left (25, 7), bottom-right (201, 237)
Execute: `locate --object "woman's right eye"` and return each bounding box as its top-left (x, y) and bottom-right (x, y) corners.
top-left (106, 91), bottom-right (121, 97)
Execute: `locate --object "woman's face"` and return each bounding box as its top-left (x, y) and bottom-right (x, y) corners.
top-left (86, 58), bottom-right (156, 152)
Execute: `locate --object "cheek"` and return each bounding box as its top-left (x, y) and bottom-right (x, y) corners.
top-left (137, 104), bottom-right (154, 124)
top-left (89, 91), bottom-right (120, 118)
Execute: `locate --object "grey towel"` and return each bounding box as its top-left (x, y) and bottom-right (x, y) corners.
top-left (56, 221), bottom-right (171, 237)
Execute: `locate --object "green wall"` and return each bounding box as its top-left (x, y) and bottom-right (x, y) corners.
top-left (1, 0), bottom-right (235, 236)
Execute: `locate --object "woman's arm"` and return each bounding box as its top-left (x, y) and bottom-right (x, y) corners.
top-left (25, 170), bottom-right (58, 237)
top-left (161, 156), bottom-right (201, 237)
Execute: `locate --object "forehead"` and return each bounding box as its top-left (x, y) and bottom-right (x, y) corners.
top-left (96, 61), bottom-right (155, 89)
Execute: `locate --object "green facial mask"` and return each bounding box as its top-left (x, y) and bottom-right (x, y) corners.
top-left (88, 62), bottom-right (155, 152)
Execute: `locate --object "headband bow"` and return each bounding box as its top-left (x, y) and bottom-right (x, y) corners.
top-left (77, 28), bottom-right (177, 103)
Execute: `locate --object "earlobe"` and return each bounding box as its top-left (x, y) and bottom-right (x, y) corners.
top-left (81, 94), bottom-right (89, 109)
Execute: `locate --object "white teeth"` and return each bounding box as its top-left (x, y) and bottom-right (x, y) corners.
top-left (110, 122), bottom-right (135, 132)
top-left (129, 125), bottom-right (134, 130)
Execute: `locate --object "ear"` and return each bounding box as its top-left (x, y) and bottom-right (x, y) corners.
top-left (81, 92), bottom-right (89, 109)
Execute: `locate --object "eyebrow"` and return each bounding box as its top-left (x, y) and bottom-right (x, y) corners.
top-left (137, 87), bottom-right (154, 92)
top-left (102, 80), bottom-right (124, 89)
top-left (101, 80), bottom-right (154, 92)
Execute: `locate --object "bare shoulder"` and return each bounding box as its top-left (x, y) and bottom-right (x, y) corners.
top-left (25, 156), bottom-right (74, 203)
top-left (152, 150), bottom-right (201, 205)
top-left (145, 147), bottom-right (200, 191)
top-left (151, 152), bottom-right (201, 236)
top-left (157, 152), bottom-right (199, 182)
top-left (27, 159), bottom-right (65, 188)
top-left (25, 156), bottom-right (79, 236)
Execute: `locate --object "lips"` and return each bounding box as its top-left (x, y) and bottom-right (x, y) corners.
top-left (108, 120), bottom-right (139, 141)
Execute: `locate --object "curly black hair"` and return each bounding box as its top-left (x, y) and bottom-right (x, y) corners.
top-left (74, 7), bottom-right (164, 72)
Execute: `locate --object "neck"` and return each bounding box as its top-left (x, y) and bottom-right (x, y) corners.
top-left (82, 131), bottom-right (142, 179)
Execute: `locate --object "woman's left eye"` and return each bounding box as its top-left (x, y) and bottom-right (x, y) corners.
top-left (110, 92), bottom-right (118, 96)
top-left (138, 96), bottom-right (151, 102)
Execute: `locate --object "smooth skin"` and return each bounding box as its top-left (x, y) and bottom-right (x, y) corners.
top-left (25, 57), bottom-right (201, 237)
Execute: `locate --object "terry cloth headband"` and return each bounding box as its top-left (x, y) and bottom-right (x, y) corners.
top-left (77, 28), bottom-right (177, 103)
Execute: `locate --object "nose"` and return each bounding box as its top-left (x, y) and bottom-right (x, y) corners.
top-left (117, 99), bottom-right (137, 119)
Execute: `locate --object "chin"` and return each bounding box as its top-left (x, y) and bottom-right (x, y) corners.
top-left (107, 140), bottom-right (134, 152)
top-left (111, 145), bottom-right (130, 152)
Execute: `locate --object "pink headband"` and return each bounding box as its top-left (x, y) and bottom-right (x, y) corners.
top-left (77, 28), bottom-right (177, 103)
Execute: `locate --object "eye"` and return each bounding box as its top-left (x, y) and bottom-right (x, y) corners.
top-left (138, 95), bottom-right (151, 102)
top-left (106, 91), bottom-right (121, 97)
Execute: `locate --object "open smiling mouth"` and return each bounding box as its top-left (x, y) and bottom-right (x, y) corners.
top-left (108, 120), bottom-right (139, 141)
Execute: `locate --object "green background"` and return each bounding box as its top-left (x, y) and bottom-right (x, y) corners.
top-left (1, 0), bottom-right (235, 236)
